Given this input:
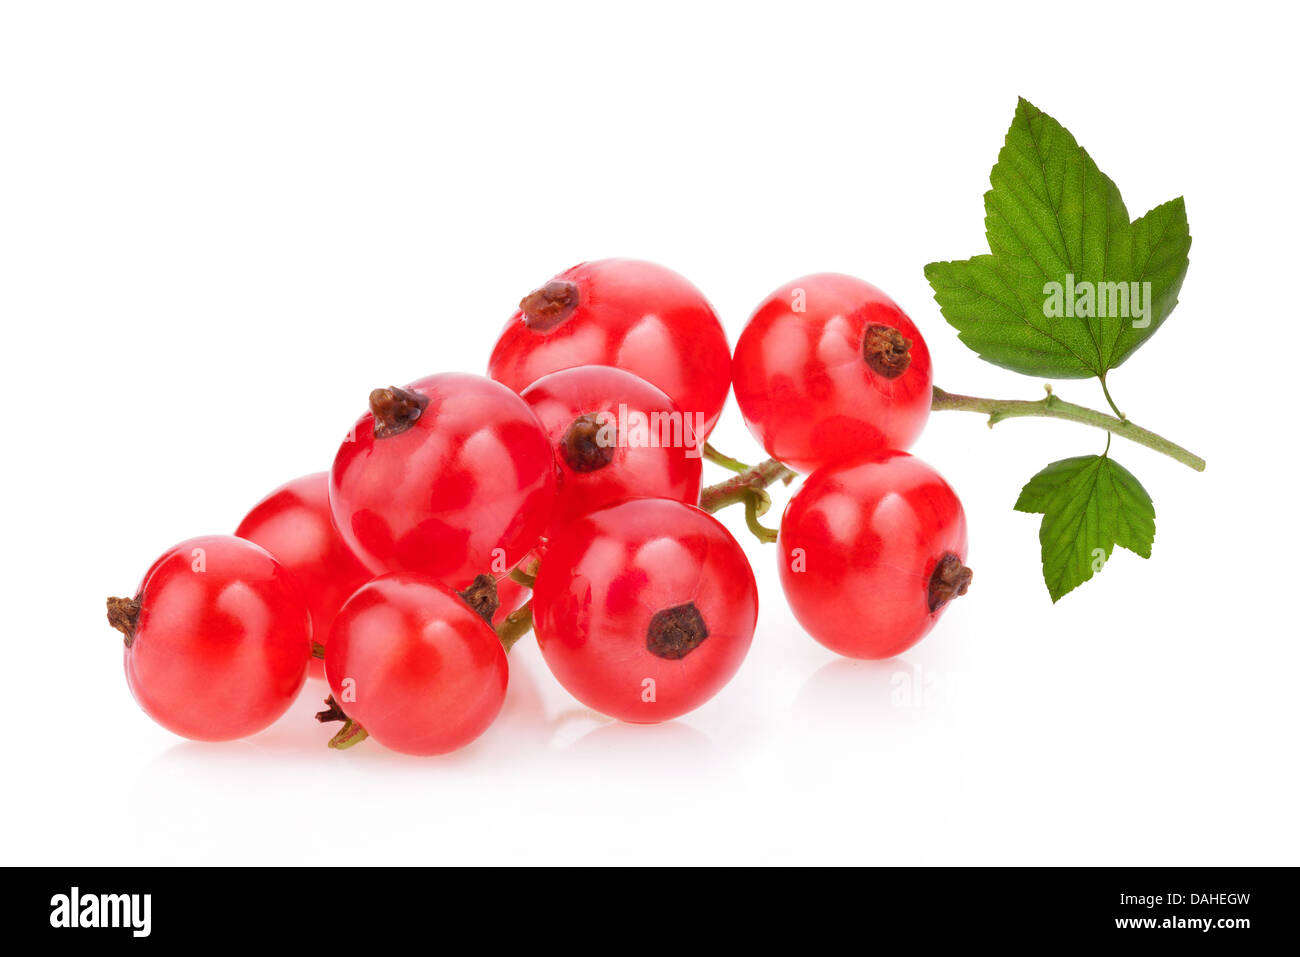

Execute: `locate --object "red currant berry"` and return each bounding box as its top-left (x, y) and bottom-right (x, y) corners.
top-left (236, 472), bottom-right (371, 679)
top-left (329, 373), bottom-right (556, 589)
top-left (532, 499), bottom-right (758, 723)
top-left (732, 273), bottom-right (933, 472)
top-left (777, 450), bottom-right (971, 659)
top-left (520, 365), bottom-right (703, 532)
top-left (106, 535), bottom-right (311, 741)
top-left (324, 575), bottom-right (508, 755)
top-left (488, 259), bottom-right (732, 438)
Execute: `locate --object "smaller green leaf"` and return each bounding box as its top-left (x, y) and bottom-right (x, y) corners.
top-left (1014, 455), bottom-right (1156, 602)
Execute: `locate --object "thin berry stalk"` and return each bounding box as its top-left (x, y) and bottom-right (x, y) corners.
top-left (497, 603), bottom-right (534, 653)
top-left (701, 442), bottom-right (754, 474)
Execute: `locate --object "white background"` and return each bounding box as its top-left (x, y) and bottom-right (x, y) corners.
top-left (3, 1), bottom-right (1296, 865)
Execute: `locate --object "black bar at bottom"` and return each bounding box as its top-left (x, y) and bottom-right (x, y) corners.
top-left (19, 866), bottom-right (1287, 943)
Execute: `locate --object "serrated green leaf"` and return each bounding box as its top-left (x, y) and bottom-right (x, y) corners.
top-left (1014, 455), bottom-right (1156, 602)
top-left (924, 255), bottom-right (1094, 378)
top-left (1107, 196), bottom-right (1191, 369)
top-left (985, 98), bottom-right (1132, 377)
top-left (925, 98), bottom-right (1191, 380)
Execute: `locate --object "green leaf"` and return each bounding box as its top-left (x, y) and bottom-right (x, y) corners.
top-left (985, 98), bottom-right (1132, 378)
top-left (1014, 455), bottom-right (1156, 602)
top-left (925, 98), bottom-right (1191, 380)
top-left (924, 255), bottom-right (1093, 378)
top-left (1107, 196), bottom-right (1191, 370)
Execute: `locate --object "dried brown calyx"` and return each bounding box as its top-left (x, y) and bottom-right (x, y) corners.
top-left (457, 574), bottom-right (501, 625)
top-left (646, 602), bottom-right (709, 660)
top-left (561, 413), bottom-right (615, 472)
top-left (520, 280), bottom-right (580, 331)
top-left (369, 386), bottom-right (429, 439)
top-left (106, 596), bottom-right (141, 648)
top-left (862, 323), bottom-right (913, 379)
top-left (928, 553), bottom-right (973, 612)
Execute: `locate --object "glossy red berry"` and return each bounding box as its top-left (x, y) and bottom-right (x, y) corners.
top-left (488, 259), bottom-right (732, 438)
top-left (732, 273), bottom-right (933, 472)
top-left (520, 365), bottom-right (703, 532)
top-left (106, 535), bottom-right (311, 741)
top-left (532, 499), bottom-right (758, 723)
top-left (778, 450), bottom-right (971, 659)
top-left (236, 472), bottom-right (371, 678)
top-left (329, 373), bottom-right (556, 590)
top-left (324, 575), bottom-right (508, 755)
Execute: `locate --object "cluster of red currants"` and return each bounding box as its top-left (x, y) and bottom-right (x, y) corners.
top-left (107, 260), bottom-right (970, 755)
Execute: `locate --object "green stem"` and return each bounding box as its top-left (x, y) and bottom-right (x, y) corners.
top-left (700, 457), bottom-right (798, 514)
top-left (743, 492), bottom-right (780, 543)
top-left (702, 442), bottom-right (753, 473)
top-left (931, 386), bottom-right (1205, 472)
top-left (315, 695), bottom-right (369, 750)
top-left (496, 602), bottom-right (534, 653)
top-left (327, 719), bottom-right (369, 750)
top-left (1099, 375), bottom-right (1125, 420)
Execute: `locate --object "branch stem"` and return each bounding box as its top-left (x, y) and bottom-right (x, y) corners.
top-left (931, 386), bottom-right (1205, 471)
top-left (700, 458), bottom-right (798, 513)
